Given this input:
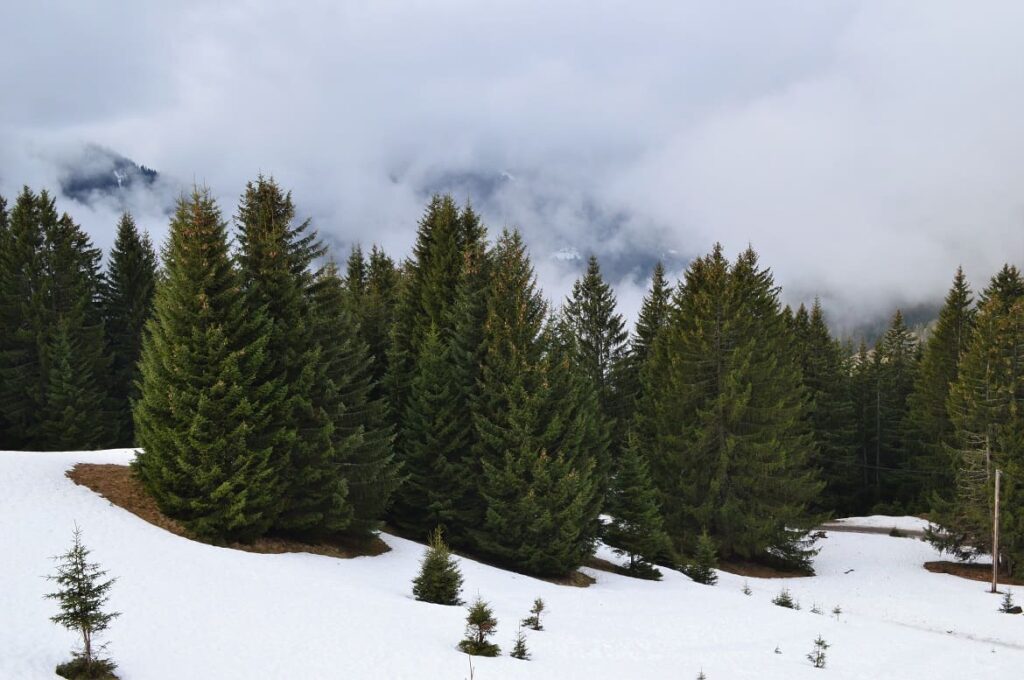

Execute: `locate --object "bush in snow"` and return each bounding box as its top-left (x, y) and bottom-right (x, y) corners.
top-left (510, 627), bottom-right (530, 660)
top-left (458, 597), bottom-right (500, 657)
top-left (684, 530), bottom-right (718, 585)
top-left (741, 581), bottom-right (752, 596)
top-left (999, 590), bottom-right (1017, 613)
top-left (832, 604), bottom-right (842, 619)
top-left (521, 597), bottom-right (545, 631)
top-left (807, 635), bottom-right (829, 669)
top-left (810, 602), bottom-right (823, 615)
top-left (772, 587), bottom-right (798, 609)
top-left (45, 526), bottom-right (120, 679)
top-left (413, 527), bottom-right (464, 605)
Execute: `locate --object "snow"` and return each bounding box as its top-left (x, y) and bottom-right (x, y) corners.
top-left (3, 449), bottom-right (1022, 679)
top-left (827, 515), bottom-right (931, 532)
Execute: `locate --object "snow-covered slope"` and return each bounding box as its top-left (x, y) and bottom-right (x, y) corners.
top-left (2, 449), bottom-right (1021, 679)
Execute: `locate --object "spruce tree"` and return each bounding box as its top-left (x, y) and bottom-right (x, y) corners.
top-left (604, 433), bottom-right (672, 578)
top-left (235, 176), bottom-right (352, 538)
top-left (101, 212), bottom-right (157, 446)
top-left (390, 325), bottom-right (466, 536)
top-left (637, 245), bottom-right (823, 569)
top-left (469, 231), bottom-right (598, 576)
top-left (795, 300), bottom-right (859, 514)
top-left (38, 322), bottom-right (107, 451)
top-left (362, 246), bottom-right (400, 393)
top-left (563, 254), bottom-right (628, 479)
top-left (684, 530), bottom-right (719, 585)
top-left (45, 526), bottom-right (119, 679)
top-left (133, 189), bottom-right (283, 543)
top-left (619, 261), bottom-right (672, 424)
top-left (872, 310), bottom-right (920, 508)
top-left (0, 187), bottom-right (51, 447)
top-left (521, 598), bottom-right (545, 631)
top-left (412, 527), bottom-right (464, 605)
top-left (510, 627), bottom-right (530, 660)
top-left (906, 268), bottom-right (974, 509)
top-left (458, 598), bottom-right (500, 657)
top-left (932, 266), bottom-right (1024, 572)
top-left (0, 189), bottom-right (114, 449)
top-left (849, 341), bottom-right (877, 512)
top-left (309, 263), bottom-right (400, 535)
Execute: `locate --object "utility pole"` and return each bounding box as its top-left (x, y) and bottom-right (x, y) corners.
top-left (992, 468), bottom-right (1002, 594)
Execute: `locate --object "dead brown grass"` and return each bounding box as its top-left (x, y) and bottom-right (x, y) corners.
top-left (67, 463), bottom-right (389, 559)
top-left (924, 560), bottom-right (1024, 587)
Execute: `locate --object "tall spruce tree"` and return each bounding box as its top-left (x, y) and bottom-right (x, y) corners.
top-left (37, 322), bottom-right (107, 451)
top-left (563, 255), bottom-right (628, 480)
top-left (604, 433), bottom-right (673, 576)
top-left (849, 340), bottom-right (877, 512)
top-left (637, 245), bottom-right (823, 568)
top-left (235, 176), bottom-right (354, 538)
top-left (872, 310), bottom-right (920, 508)
top-left (387, 196), bottom-right (485, 534)
top-left (794, 300), bottom-right (859, 515)
top-left (932, 266), bottom-right (1024, 573)
top-left (101, 212), bottom-right (157, 446)
top-left (906, 268), bottom-right (975, 510)
top-left (310, 262), bottom-right (400, 535)
top-left (0, 188), bottom-right (113, 449)
top-left (469, 230), bottom-right (598, 575)
top-left (133, 189), bottom-right (283, 542)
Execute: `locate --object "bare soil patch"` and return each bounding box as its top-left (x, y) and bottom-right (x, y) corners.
top-left (67, 463), bottom-right (389, 559)
top-left (924, 560), bottom-right (1024, 587)
top-left (718, 559), bottom-right (812, 579)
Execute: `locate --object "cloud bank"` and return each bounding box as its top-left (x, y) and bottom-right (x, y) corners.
top-left (2, 1), bottom-right (1023, 332)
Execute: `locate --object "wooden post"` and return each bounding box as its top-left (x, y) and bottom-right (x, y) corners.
top-left (992, 468), bottom-right (1001, 594)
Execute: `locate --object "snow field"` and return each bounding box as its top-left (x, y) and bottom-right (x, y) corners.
top-left (2, 449), bottom-right (1022, 679)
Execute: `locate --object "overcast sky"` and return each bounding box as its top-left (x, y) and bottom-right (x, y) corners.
top-left (3, 1), bottom-right (1023, 330)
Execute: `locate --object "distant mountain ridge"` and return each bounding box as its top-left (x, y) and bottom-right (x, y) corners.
top-left (59, 145), bottom-right (159, 203)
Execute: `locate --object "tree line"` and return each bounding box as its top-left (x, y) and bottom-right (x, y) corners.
top-left (1, 179), bottom-right (1021, 578)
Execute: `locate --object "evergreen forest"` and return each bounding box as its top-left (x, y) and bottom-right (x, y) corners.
top-left (2, 180), bottom-right (1022, 579)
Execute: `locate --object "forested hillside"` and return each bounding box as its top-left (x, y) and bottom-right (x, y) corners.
top-left (1, 180), bottom-right (1021, 579)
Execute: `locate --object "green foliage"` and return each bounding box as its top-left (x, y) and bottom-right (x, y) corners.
top-left (772, 588), bottom-right (798, 609)
top-left (807, 635), bottom-right (829, 669)
top-left (684, 530), bottom-right (719, 585)
top-left (45, 527), bottom-right (120, 675)
top-left (791, 301), bottom-right (859, 515)
top-left (521, 598), bottom-right (545, 631)
top-left (458, 598), bottom-right (500, 657)
top-left (604, 433), bottom-right (672, 577)
top-left (1000, 590), bottom-right (1016, 613)
top-left (510, 627), bottom-right (530, 660)
top-left (906, 269), bottom-right (974, 510)
top-left (932, 266), bottom-right (1024, 573)
top-left (133, 189), bottom-right (283, 542)
top-left (101, 212), bottom-right (157, 446)
top-left (637, 245), bottom-right (823, 568)
top-left (309, 263), bottom-right (400, 536)
top-left (563, 254), bottom-right (628, 481)
top-left (618, 262), bottom-right (671, 434)
top-left (412, 528), bottom-right (464, 605)
top-left (468, 231), bottom-right (599, 576)
top-left (55, 656), bottom-right (118, 679)
top-left (0, 188), bottom-right (114, 449)
top-left (37, 322), bottom-right (107, 451)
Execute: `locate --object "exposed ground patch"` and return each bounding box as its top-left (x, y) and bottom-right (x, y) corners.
top-left (67, 463), bottom-right (390, 559)
top-left (924, 560), bottom-right (1024, 587)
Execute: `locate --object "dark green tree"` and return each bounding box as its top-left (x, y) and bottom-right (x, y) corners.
top-left (906, 268), bottom-right (974, 509)
top-left (458, 597), bottom-right (501, 657)
top-left (101, 212), bottom-right (157, 446)
top-left (563, 254), bottom-right (628, 479)
top-left (931, 266), bottom-right (1024, 574)
top-left (390, 325), bottom-right (466, 536)
top-left (412, 527), bottom-right (464, 605)
top-left (637, 245), bottom-right (823, 569)
top-left (794, 300), bottom-right (859, 515)
top-left (38, 322), bottom-right (107, 451)
top-left (618, 262), bottom-right (672, 425)
top-left (603, 433), bottom-right (672, 578)
top-left (468, 231), bottom-right (598, 576)
top-left (309, 262), bottom-right (400, 535)
top-left (133, 189), bottom-right (283, 543)
top-left (510, 627), bottom-right (530, 660)
top-left (235, 176), bottom-right (351, 538)
top-left (45, 526), bottom-right (119, 679)
top-left (684, 530), bottom-right (719, 585)
top-left (872, 310), bottom-right (920, 507)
